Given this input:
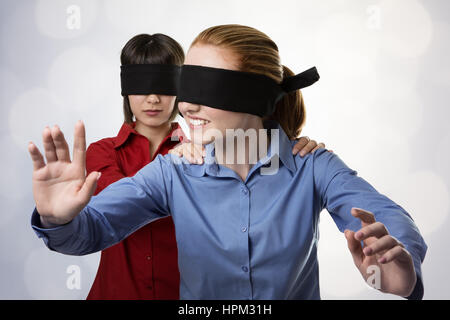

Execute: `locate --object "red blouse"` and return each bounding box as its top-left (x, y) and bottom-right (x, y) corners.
top-left (85, 121), bottom-right (186, 300)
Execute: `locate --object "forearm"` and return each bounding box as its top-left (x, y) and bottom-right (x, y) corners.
top-left (328, 182), bottom-right (427, 296)
top-left (31, 175), bottom-right (170, 255)
top-left (314, 149), bottom-right (428, 299)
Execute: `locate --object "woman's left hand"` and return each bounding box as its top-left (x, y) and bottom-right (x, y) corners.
top-left (168, 141), bottom-right (205, 164)
top-left (344, 208), bottom-right (416, 297)
top-left (292, 136), bottom-right (330, 157)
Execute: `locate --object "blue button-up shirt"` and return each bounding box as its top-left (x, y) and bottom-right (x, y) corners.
top-left (31, 120), bottom-right (427, 299)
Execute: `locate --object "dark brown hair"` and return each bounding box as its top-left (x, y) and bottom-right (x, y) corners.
top-left (191, 25), bottom-right (306, 139)
top-left (120, 33), bottom-right (185, 123)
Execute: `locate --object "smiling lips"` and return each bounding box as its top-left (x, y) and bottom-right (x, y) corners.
top-left (188, 116), bottom-right (211, 128)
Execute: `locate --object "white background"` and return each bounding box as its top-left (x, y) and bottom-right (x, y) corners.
top-left (0, 0), bottom-right (449, 299)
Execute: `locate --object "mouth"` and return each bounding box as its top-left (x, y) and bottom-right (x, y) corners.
top-left (187, 116), bottom-right (211, 129)
top-left (144, 109), bottom-right (162, 116)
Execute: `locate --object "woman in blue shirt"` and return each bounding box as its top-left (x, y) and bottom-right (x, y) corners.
top-left (28, 24), bottom-right (427, 300)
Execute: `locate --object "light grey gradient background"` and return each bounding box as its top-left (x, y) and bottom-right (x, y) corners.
top-left (0, 0), bottom-right (449, 299)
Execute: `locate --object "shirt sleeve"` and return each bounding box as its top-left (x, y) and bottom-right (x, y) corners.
top-left (312, 148), bottom-right (428, 300)
top-left (86, 140), bottom-right (126, 195)
top-left (30, 154), bottom-right (173, 256)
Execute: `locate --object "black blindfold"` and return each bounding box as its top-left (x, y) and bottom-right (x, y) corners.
top-left (120, 64), bottom-right (180, 96)
top-left (177, 65), bottom-right (320, 117)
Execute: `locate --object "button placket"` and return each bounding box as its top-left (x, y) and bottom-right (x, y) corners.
top-left (238, 183), bottom-right (252, 299)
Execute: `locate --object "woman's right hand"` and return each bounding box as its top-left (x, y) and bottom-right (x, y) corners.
top-left (28, 121), bottom-right (100, 227)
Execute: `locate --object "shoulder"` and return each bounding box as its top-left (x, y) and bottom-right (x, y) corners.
top-left (291, 145), bottom-right (356, 177)
top-left (86, 122), bottom-right (132, 155)
top-left (86, 137), bottom-right (118, 164)
top-left (143, 153), bottom-right (179, 171)
top-left (312, 148), bottom-right (355, 174)
top-left (87, 137), bottom-right (116, 154)
top-left (308, 148), bottom-right (358, 192)
top-left (156, 153), bottom-right (192, 169)
top-left (289, 141), bottom-right (331, 169)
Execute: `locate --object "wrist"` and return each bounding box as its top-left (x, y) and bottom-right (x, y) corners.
top-left (39, 215), bottom-right (70, 228)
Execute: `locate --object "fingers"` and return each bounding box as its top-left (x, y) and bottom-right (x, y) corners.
top-left (28, 142), bottom-right (45, 171)
top-left (292, 137), bottom-right (308, 155)
top-left (72, 120), bottom-right (87, 168)
top-left (355, 221), bottom-right (389, 242)
top-left (194, 144), bottom-right (206, 160)
top-left (344, 229), bottom-right (364, 267)
top-left (78, 171), bottom-right (101, 204)
top-left (168, 142), bottom-right (205, 164)
top-left (42, 126), bottom-right (57, 163)
top-left (293, 138), bottom-right (325, 157)
top-left (378, 245), bottom-right (411, 264)
top-left (175, 142), bottom-right (204, 164)
top-left (299, 139), bottom-right (317, 157)
top-left (351, 207), bottom-right (376, 227)
top-left (168, 144), bottom-right (183, 157)
top-left (50, 125), bottom-right (71, 162)
top-left (311, 142), bottom-right (326, 153)
top-left (362, 234), bottom-right (403, 257)
top-left (186, 143), bottom-right (204, 164)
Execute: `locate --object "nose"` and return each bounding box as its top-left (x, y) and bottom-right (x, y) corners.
top-left (146, 94), bottom-right (160, 104)
top-left (178, 101), bottom-right (201, 116)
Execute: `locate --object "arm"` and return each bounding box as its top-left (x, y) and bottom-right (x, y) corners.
top-left (28, 122), bottom-right (172, 256)
top-left (313, 149), bottom-right (427, 299)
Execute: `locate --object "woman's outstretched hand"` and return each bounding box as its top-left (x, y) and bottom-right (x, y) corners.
top-left (344, 208), bottom-right (416, 297)
top-left (28, 121), bottom-right (100, 227)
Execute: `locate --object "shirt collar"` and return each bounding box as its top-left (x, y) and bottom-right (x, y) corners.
top-left (260, 119), bottom-right (297, 173)
top-left (183, 119), bottom-right (296, 177)
top-left (112, 121), bottom-right (184, 149)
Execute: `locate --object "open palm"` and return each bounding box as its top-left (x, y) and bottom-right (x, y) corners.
top-left (28, 121), bottom-right (100, 226)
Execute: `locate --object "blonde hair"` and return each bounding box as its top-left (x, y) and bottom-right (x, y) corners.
top-left (191, 24), bottom-right (306, 139)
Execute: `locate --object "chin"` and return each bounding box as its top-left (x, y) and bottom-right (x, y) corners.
top-left (143, 118), bottom-right (167, 127)
top-left (189, 133), bottom-right (213, 145)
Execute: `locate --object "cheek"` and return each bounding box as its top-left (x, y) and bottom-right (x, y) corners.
top-left (208, 109), bottom-right (239, 127)
top-left (202, 106), bottom-right (225, 122)
top-left (128, 96), bottom-right (145, 109)
top-left (178, 102), bottom-right (189, 115)
top-left (161, 96), bottom-right (176, 112)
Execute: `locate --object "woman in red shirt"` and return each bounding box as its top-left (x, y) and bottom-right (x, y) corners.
top-left (86, 33), bottom-right (326, 300)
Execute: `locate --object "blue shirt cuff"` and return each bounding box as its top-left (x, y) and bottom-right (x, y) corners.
top-left (30, 207), bottom-right (80, 249)
top-left (405, 274), bottom-right (424, 300)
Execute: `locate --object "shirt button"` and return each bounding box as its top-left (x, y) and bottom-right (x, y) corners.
top-left (146, 255), bottom-right (152, 260)
top-left (242, 266), bottom-right (248, 272)
top-left (241, 227), bottom-right (247, 233)
top-left (241, 187), bottom-right (248, 195)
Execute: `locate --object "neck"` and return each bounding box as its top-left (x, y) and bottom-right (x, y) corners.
top-left (214, 118), bottom-right (270, 181)
top-left (134, 120), bottom-right (172, 149)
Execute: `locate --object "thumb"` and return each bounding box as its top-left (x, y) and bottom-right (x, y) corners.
top-left (344, 229), bottom-right (364, 268)
top-left (78, 171), bottom-right (101, 203)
